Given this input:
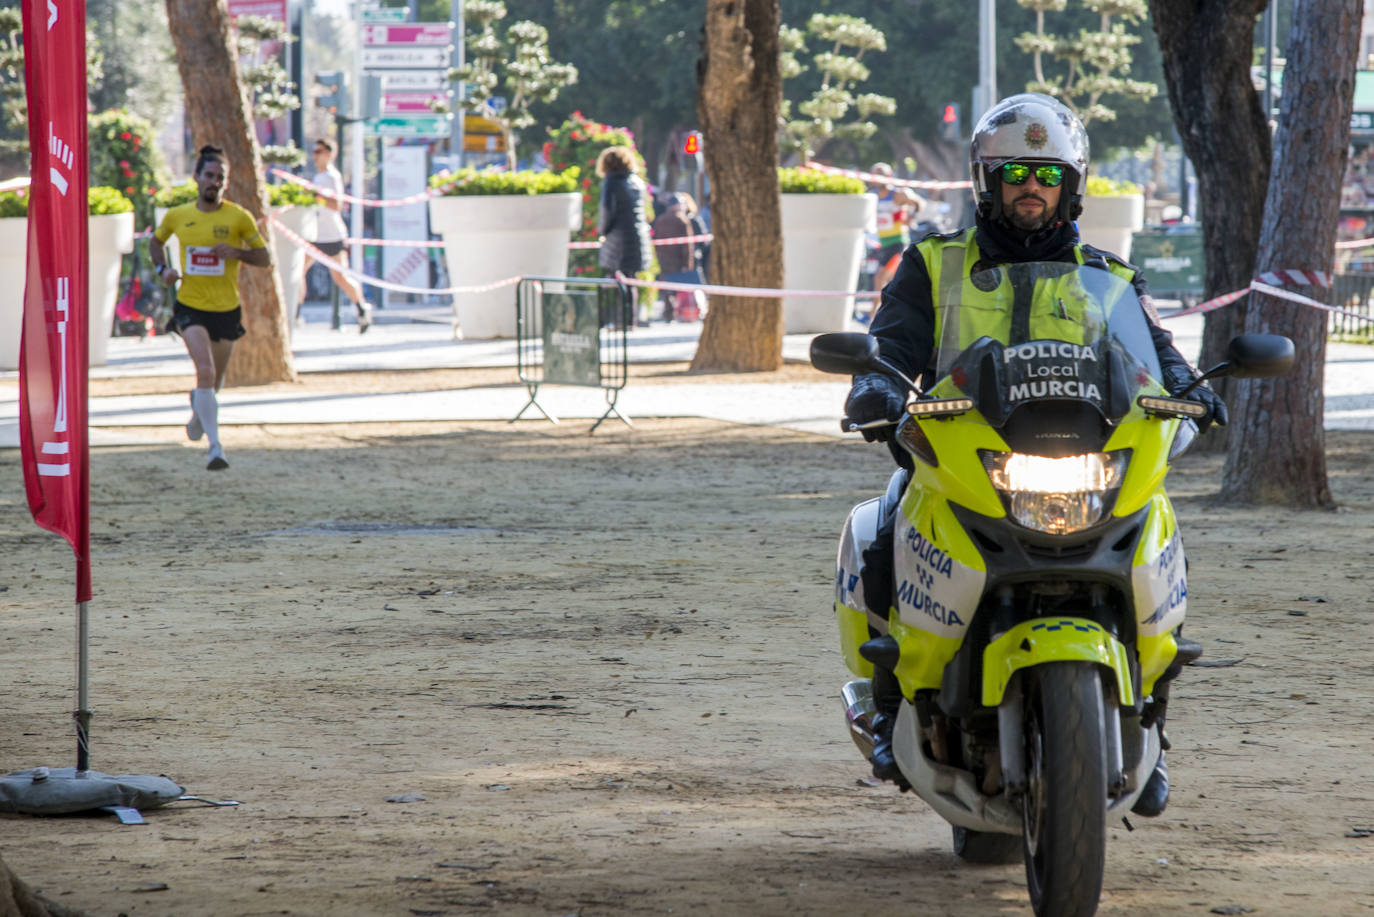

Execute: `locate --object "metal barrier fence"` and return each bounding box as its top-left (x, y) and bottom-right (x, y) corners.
top-left (1330, 273), bottom-right (1374, 337)
top-left (514, 276), bottom-right (632, 432)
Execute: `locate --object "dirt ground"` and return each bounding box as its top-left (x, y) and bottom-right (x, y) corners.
top-left (2, 365), bottom-right (1374, 917)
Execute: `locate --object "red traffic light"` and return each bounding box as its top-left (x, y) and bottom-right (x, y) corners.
top-left (942, 104), bottom-right (958, 124)
top-left (683, 132), bottom-right (701, 155)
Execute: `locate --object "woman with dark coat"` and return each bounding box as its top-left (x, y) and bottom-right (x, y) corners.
top-left (596, 145), bottom-right (653, 326)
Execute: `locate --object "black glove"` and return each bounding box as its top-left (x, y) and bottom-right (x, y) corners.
top-left (1162, 365), bottom-right (1229, 433)
top-left (844, 372), bottom-right (907, 442)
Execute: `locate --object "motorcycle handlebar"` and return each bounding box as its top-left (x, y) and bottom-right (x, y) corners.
top-left (842, 417), bottom-right (899, 434)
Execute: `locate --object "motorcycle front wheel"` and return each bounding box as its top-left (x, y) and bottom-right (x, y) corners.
top-left (1020, 661), bottom-right (1107, 917)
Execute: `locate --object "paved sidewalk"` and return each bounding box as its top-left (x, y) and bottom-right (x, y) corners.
top-left (3, 302), bottom-right (1373, 449)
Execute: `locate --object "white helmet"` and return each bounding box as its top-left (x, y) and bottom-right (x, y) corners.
top-left (970, 93), bottom-right (1090, 224)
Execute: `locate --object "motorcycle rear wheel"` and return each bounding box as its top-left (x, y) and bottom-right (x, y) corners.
top-left (1021, 662), bottom-right (1107, 917)
top-left (951, 825), bottom-right (1021, 864)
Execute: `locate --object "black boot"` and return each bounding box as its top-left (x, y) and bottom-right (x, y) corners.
top-left (869, 712), bottom-right (901, 781)
top-left (1132, 752), bottom-right (1169, 816)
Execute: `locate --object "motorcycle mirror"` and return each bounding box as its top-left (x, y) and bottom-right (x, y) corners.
top-left (1226, 333), bottom-right (1295, 379)
top-left (810, 333), bottom-right (881, 375)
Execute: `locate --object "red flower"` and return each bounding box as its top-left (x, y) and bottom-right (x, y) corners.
top-left (581, 177), bottom-right (591, 188)
top-left (120, 131), bottom-right (131, 140)
top-left (119, 160), bottom-right (130, 168)
top-left (125, 186), bottom-right (135, 195)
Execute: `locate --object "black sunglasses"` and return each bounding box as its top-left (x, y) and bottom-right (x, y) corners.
top-left (1000, 162), bottom-right (1065, 188)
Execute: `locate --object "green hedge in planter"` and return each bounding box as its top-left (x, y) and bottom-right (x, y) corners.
top-left (427, 167), bottom-right (578, 197)
top-left (0, 185), bottom-right (134, 218)
top-left (1085, 175), bottom-right (1142, 196)
top-left (778, 167), bottom-right (865, 194)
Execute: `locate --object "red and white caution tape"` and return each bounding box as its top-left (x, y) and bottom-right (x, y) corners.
top-left (1254, 269), bottom-right (1330, 288)
top-left (803, 160), bottom-right (972, 191)
top-left (269, 213), bottom-right (519, 296)
top-left (1167, 272), bottom-right (1373, 325)
top-left (616, 271), bottom-right (879, 299)
top-left (568, 231), bottom-right (715, 250)
top-left (1336, 236), bottom-right (1374, 250)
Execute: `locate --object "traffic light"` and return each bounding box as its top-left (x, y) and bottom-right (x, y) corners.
top-left (682, 130), bottom-right (703, 171)
top-left (316, 70), bottom-right (346, 119)
top-left (940, 102), bottom-right (961, 142)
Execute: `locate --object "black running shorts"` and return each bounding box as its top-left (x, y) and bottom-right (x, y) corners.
top-left (165, 302), bottom-right (246, 342)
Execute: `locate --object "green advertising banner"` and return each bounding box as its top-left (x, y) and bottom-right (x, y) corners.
top-left (542, 291), bottom-right (602, 386)
top-left (1131, 228), bottom-right (1205, 297)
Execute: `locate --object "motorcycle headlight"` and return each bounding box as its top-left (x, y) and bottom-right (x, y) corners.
top-left (979, 450), bottom-right (1131, 535)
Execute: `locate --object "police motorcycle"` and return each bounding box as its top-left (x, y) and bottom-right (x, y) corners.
top-left (810, 261), bottom-right (1293, 917)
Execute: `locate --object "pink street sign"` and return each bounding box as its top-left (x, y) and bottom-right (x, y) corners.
top-left (361, 23), bottom-right (453, 46)
top-left (383, 91), bottom-right (450, 114)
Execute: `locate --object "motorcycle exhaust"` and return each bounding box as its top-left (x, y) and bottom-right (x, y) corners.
top-left (841, 679), bottom-right (878, 759)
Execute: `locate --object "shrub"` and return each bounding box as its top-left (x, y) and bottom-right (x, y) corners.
top-left (544, 112), bottom-right (646, 276)
top-left (778, 167), bottom-right (865, 194)
top-left (153, 180), bottom-right (197, 209)
top-left (0, 185), bottom-right (133, 217)
top-left (427, 166), bottom-right (578, 197)
top-left (267, 181), bottom-right (322, 208)
top-left (88, 109), bottom-right (169, 229)
top-left (1085, 175), bottom-right (1142, 196)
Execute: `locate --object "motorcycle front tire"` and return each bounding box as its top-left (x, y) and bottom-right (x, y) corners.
top-left (1020, 661), bottom-right (1107, 917)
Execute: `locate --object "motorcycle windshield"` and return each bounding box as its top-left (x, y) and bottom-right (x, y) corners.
top-left (929, 262), bottom-right (1163, 429)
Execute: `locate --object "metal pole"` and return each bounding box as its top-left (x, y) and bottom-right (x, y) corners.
top-left (978, 0), bottom-right (997, 121)
top-left (74, 600), bottom-right (90, 772)
top-left (351, 0), bottom-right (366, 287)
top-left (289, 0), bottom-right (305, 153)
top-left (450, 0), bottom-right (465, 168)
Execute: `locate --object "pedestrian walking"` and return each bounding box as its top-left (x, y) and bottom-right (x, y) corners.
top-left (149, 145), bottom-right (271, 471)
top-left (596, 145), bottom-right (652, 327)
top-left (303, 138), bottom-right (371, 332)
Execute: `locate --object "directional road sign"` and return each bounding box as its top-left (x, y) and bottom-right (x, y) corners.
top-left (362, 23), bottom-right (453, 46)
top-left (374, 69), bottom-right (450, 92)
top-left (363, 46), bottom-right (450, 70)
top-left (383, 90), bottom-right (451, 115)
top-left (361, 6), bottom-right (408, 23)
top-left (369, 114), bottom-right (453, 138)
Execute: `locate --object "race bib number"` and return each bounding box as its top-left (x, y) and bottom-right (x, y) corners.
top-left (185, 246), bottom-right (225, 276)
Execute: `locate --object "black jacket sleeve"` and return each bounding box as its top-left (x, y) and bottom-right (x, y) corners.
top-left (1124, 264), bottom-right (1195, 379)
top-left (866, 245), bottom-right (937, 384)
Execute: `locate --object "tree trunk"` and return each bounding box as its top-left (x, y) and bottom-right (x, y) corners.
top-left (1220, 0), bottom-right (1360, 506)
top-left (0, 855), bottom-right (89, 917)
top-left (690, 0), bottom-right (784, 373)
top-left (164, 0), bottom-right (296, 386)
top-left (1147, 0), bottom-right (1270, 452)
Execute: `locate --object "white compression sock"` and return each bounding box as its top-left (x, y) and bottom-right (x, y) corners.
top-left (190, 387), bottom-right (221, 448)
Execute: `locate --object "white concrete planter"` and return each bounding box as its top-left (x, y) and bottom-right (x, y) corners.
top-left (780, 192), bottom-right (876, 334)
top-left (269, 205), bottom-right (317, 324)
top-left (0, 211), bottom-right (135, 371)
top-left (1076, 193), bottom-right (1145, 261)
top-left (428, 192), bottom-right (580, 339)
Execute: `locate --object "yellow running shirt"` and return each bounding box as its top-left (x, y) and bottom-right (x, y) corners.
top-left (155, 201), bottom-right (267, 312)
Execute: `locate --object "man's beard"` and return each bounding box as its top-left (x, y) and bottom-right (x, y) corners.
top-left (1007, 195), bottom-right (1053, 232)
top-left (200, 188), bottom-right (222, 205)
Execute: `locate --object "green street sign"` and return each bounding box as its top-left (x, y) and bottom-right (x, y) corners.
top-left (362, 7), bottom-right (408, 23)
top-left (367, 114), bottom-right (453, 137)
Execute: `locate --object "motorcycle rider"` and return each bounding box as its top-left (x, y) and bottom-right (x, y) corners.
top-left (844, 93), bottom-right (1223, 816)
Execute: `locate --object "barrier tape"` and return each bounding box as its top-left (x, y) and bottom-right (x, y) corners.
top-left (0, 175), bottom-right (31, 193)
top-left (338, 231), bottom-right (717, 250)
top-left (616, 270), bottom-right (879, 299)
top-left (803, 160), bottom-right (972, 191)
top-left (268, 213), bottom-right (519, 296)
top-left (1168, 277), bottom-right (1374, 325)
top-left (1337, 236), bottom-right (1374, 250)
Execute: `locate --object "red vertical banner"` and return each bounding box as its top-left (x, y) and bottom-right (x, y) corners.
top-left (19, 0), bottom-right (91, 602)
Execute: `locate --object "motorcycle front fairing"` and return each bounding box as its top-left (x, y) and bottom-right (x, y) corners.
top-left (878, 263), bottom-right (1190, 712)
